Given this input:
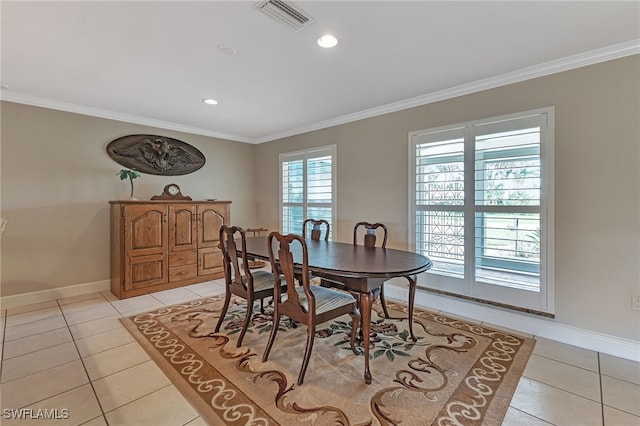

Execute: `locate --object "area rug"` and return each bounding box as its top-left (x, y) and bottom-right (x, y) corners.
top-left (121, 295), bottom-right (534, 425)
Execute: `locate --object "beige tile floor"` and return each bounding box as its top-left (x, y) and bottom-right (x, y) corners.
top-left (1, 278), bottom-right (639, 425)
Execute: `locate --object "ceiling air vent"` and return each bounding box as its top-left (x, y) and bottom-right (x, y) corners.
top-left (254, 0), bottom-right (314, 32)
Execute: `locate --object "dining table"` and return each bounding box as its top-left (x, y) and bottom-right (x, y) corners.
top-left (243, 236), bottom-right (432, 384)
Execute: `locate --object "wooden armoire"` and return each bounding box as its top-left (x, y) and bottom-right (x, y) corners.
top-left (109, 200), bottom-right (230, 299)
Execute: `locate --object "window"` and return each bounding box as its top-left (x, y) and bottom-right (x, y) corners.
top-left (280, 145), bottom-right (336, 238)
top-left (409, 109), bottom-right (554, 313)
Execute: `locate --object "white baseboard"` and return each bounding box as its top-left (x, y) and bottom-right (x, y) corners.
top-left (384, 282), bottom-right (640, 363)
top-left (0, 280), bottom-right (111, 310)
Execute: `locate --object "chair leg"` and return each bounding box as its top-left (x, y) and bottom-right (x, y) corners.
top-left (214, 291), bottom-right (231, 333)
top-left (237, 297), bottom-right (254, 348)
top-left (348, 310), bottom-right (361, 355)
top-left (379, 284), bottom-right (391, 319)
top-left (259, 298), bottom-right (266, 314)
top-left (262, 311), bottom-right (281, 362)
top-left (297, 324), bottom-right (316, 386)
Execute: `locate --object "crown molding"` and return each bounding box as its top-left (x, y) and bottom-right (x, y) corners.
top-left (2, 40), bottom-right (638, 145)
top-left (253, 39), bottom-right (640, 144)
top-left (0, 92), bottom-right (253, 144)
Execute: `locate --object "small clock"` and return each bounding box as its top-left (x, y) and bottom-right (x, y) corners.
top-left (151, 184), bottom-right (192, 200)
top-left (166, 184), bottom-right (180, 196)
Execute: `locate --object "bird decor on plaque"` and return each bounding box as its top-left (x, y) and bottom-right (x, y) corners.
top-left (107, 134), bottom-right (205, 176)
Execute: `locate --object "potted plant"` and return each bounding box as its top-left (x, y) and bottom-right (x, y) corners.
top-left (118, 169), bottom-right (141, 199)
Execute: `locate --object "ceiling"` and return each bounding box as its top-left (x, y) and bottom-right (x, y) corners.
top-left (1, 1), bottom-right (639, 144)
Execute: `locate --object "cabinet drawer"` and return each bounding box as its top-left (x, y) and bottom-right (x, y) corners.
top-left (169, 250), bottom-right (197, 267)
top-left (169, 265), bottom-right (198, 282)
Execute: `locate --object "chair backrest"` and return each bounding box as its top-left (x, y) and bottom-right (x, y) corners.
top-left (302, 218), bottom-right (330, 241)
top-left (268, 232), bottom-right (314, 316)
top-left (219, 225), bottom-right (253, 291)
top-left (353, 222), bottom-right (388, 248)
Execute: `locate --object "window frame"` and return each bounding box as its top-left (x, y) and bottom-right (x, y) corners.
top-left (279, 144), bottom-right (337, 238)
top-left (408, 108), bottom-right (555, 314)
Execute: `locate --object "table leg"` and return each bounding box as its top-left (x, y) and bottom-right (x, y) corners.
top-left (360, 291), bottom-right (373, 384)
top-left (407, 274), bottom-right (417, 342)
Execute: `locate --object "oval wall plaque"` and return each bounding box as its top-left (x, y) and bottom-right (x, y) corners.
top-left (106, 134), bottom-right (206, 176)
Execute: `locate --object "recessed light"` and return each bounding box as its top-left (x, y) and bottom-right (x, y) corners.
top-left (317, 34), bottom-right (338, 48)
top-left (217, 44), bottom-right (238, 56)
top-left (203, 98), bottom-right (218, 105)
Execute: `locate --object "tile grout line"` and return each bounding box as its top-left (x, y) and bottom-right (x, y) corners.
top-left (508, 406), bottom-right (557, 425)
top-left (2, 338), bottom-right (74, 363)
top-left (521, 375), bottom-right (605, 405)
top-left (148, 291), bottom-right (204, 307)
top-left (0, 308), bottom-right (7, 381)
top-left (85, 357), bottom-right (152, 382)
top-left (100, 383), bottom-right (175, 418)
top-left (598, 352), bottom-right (605, 425)
top-left (0, 358), bottom-right (80, 386)
top-left (530, 351), bottom-right (601, 374)
top-left (10, 382), bottom-right (90, 412)
top-left (56, 298), bottom-right (111, 426)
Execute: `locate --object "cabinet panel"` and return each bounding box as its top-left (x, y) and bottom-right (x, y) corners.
top-left (199, 247), bottom-right (223, 276)
top-left (198, 205), bottom-right (227, 248)
top-left (169, 205), bottom-right (197, 252)
top-left (169, 249), bottom-right (197, 267)
top-left (169, 265), bottom-right (198, 282)
top-left (125, 205), bottom-right (167, 257)
top-left (126, 254), bottom-right (167, 290)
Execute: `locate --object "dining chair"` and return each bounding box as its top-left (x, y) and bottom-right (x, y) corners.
top-left (353, 221), bottom-right (418, 341)
top-left (262, 232), bottom-right (361, 385)
top-left (216, 225), bottom-right (283, 348)
top-left (302, 218), bottom-right (330, 241)
top-left (301, 218), bottom-right (330, 284)
top-left (353, 221), bottom-right (391, 318)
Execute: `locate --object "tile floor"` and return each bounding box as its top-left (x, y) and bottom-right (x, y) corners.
top-left (1, 278), bottom-right (639, 425)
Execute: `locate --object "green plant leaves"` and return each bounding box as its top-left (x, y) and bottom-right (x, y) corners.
top-left (118, 169), bottom-right (141, 180)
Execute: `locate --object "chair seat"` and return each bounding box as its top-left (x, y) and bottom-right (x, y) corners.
top-left (242, 270), bottom-right (277, 292)
top-left (285, 284), bottom-right (356, 315)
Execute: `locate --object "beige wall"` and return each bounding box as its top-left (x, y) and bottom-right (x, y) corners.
top-left (0, 103), bottom-right (258, 296)
top-left (255, 55), bottom-right (640, 341)
top-left (1, 56), bottom-right (638, 342)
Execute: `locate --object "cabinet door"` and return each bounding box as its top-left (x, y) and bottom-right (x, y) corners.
top-left (197, 204), bottom-right (227, 276)
top-left (123, 204), bottom-right (168, 287)
top-left (124, 204), bottom-right (167, 257)
top-left (197, 205), bottom-right (226, 248)
top-left (169, 204), bottom-right (197, 252)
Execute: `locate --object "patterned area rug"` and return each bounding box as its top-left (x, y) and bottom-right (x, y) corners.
top-left (121, 295), bottom-right (534, 425)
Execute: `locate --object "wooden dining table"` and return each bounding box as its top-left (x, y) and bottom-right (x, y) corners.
top-left (243, 236), bottom-right (432, 384)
